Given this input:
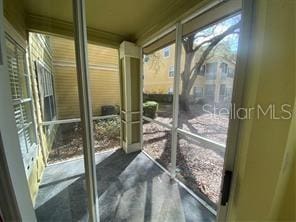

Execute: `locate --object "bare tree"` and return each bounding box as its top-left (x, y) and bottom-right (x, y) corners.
top-left (180, 21), bottom-right (241, 111)
top-left (148, 53), bottom-right (163, 75)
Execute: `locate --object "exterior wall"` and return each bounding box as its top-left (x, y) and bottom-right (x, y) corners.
top-left (143, 44), bottom-right (175, 94)
top-left (27, 33), bottom-right (56, 203)
top-left (50, 36), bottom-right (120, 119)
top-left (194, 57), bottom-right (235, 103)
top-left (143, 44), bottom-right (235, 103)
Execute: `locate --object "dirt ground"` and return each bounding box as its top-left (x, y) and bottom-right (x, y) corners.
top-left (47, 120), bottom-right (120, 164)
top-left (143, 104), bottom-right (229, 204)
top-left (155, 103), bottom-right (229, 144)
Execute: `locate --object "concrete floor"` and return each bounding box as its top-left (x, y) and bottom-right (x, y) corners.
top-left (35, 149), bottom-right (216, 222)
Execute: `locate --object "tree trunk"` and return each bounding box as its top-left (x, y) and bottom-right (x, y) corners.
top-left (179, 21), bottom-right (240, 112)
top-left (179, 50), bottom-right (194, 111)
top-left (180, 69), bottom-right (192, 112)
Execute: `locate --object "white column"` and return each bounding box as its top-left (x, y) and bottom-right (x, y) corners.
top-left (119, 41), bottom-right (141, 153)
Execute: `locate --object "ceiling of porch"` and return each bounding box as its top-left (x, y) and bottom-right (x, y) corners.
top-left (24, 0), bottom-right (204, 46)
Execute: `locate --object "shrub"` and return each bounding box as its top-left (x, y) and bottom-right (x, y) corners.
top-left (143, 101), bottom-right (158, 119)
top-left (143, 93), bottom-right (173, 104)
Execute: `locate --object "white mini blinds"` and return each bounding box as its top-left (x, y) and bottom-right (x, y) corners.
top-left (5, 35), bottom-right (37, 176)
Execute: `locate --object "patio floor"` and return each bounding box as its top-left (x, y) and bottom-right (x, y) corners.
top-left (35, 149), bottom-right (216, 222)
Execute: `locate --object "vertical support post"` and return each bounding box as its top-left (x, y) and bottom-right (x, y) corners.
top-left (217, 0), bottom-right (254, 220)
top-left (118, 50), bottom-right (124, 148)
top-left (170, 22), bottom-right (182, 178)
top-left (140, 49), bottom-right (144, 149)
top-left (72, 0), bottom-right (99, 221)
top-left (119, 41), bottom-right (141, 153)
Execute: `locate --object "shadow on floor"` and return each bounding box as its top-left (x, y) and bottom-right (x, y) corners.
top-left (35, 149), bottom-right (215, 222)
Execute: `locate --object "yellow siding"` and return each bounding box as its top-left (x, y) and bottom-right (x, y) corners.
top-left (143, 44), bottom-right (187, 94)
top-left (28, 33), bottom-right (54, 203)
top-left (50, 36), bottom-right (120, 119)
top-left (144, 44), bottom-right (235, 98)
top-left (143, 44), bottom-right (175, 94)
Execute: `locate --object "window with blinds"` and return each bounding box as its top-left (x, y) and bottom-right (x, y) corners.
top-left (35, 61), bottom-right (56, 122)
top-left (5, 35), bottom-right (37, 176)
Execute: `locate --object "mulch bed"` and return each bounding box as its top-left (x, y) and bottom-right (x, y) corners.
top-left (47, 122), bottom-right (120, 164)
top-left (143, 110), bottom-right (228, 204)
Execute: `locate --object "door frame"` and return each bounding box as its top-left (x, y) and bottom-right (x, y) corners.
top-left (0, 0), bottom-right (36, 220)
top-left (217, 0), bottom-right (254, 220)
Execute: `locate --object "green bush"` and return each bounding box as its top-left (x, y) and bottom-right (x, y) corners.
top-left (143, 93), bottom-right (173, 104)
top-left (143, 101), bottom-right (158, 119)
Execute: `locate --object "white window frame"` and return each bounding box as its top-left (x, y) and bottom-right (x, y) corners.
top-left (221, 62), bottom-right (228, 74)
top-left (194, 86), bottom-right (204, 97)
top-left (168, 65), bottom-right (174, 77)
top-left (0, 11), bottom-right (36, 220)
top-left (35, 60), bottom-right (56, 122)
top-left (163, 46), bottom-right (170, 58)
top-left (205, 84), bottom-right (216, 97)
top-left (205, 62), bottom-right (218, 80)
top-left (143, 54), bottom-right (149, 63)
top-left (200, 64), bottom-right (206, 75)
top-left (219, 84), bottom-right (226, 96)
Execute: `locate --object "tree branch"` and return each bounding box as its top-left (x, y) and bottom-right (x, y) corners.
top-left (188, 21), bottom-right (241, 88)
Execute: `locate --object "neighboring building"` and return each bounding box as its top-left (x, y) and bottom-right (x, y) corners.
top-left (50, 36), bottom-right (120, 119)
top-left (143, 44), bottom-right (236, 104)
top-left (143, 45), bottom-right (176, 94)
top-left (192, 56), bottom-right (235, 103)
